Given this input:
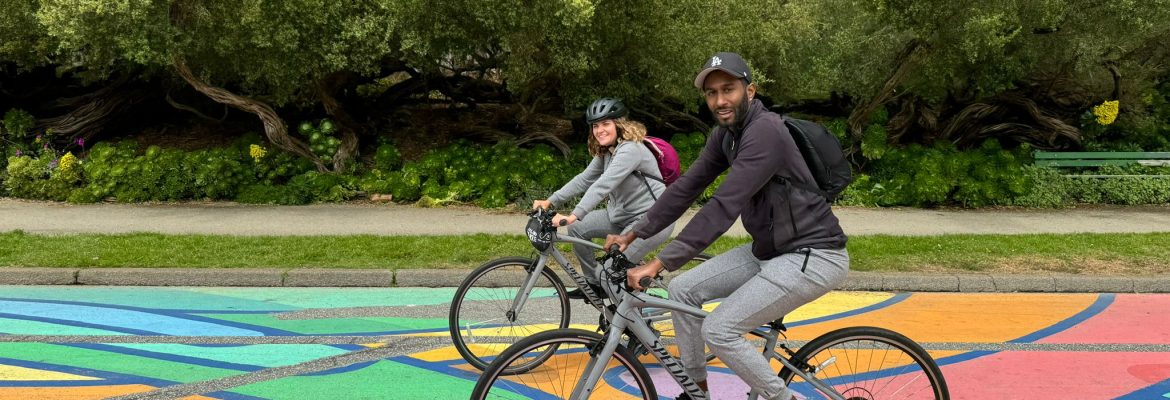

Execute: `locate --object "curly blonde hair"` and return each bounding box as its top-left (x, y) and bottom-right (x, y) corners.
top-left (587, 117), bottom-right (648, 156)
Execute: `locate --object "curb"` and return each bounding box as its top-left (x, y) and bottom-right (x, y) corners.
top-left (2, 268), bottom-right (1169, 293)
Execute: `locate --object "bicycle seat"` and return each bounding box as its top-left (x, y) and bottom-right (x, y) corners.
top-left (767, 316), bottom-right (787, 332)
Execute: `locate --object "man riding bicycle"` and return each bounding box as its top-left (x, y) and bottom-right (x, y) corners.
top-left (607, 52), bottom-right (850, 400)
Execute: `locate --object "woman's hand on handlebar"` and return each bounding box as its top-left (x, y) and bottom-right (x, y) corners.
top-left (552, 213), bottom-right (577, 227)
top-left (627, 259), bottom-right (664, 291)
top-left (531, 199), bottom-right (552, 210)
top-left (604, 231), bottom-right (637, 253)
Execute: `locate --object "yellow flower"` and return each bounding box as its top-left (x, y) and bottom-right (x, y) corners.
top-left (249, 144), bottom-right (267, 162)
top-left (1092, 100), bottom-right (1119, 125)
top-left (59, 152), bottom-right (77, 172)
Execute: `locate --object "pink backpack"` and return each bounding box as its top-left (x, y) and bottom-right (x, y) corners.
top-left (642, 136), bottom-right (681, 186)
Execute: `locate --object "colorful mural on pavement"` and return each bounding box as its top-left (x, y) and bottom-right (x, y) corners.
top-left (1, 286), bottom-right (1168, 399)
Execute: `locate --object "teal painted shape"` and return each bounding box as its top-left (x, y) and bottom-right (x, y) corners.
top-left (0, 318), bottom-right (132, 335)
top-left (188, 287), bottom-right (461, 308)
top-left (196, 313), bottom-right (448, 334)
top-left (107, 344), bottom-right (351, 368)
top-left (0, 286), bottom-right (298, 311)
top-left (229, 359), bottom-right (476, 400)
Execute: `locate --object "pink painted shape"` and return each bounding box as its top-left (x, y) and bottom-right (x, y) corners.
top-left (646, 367), bottom-right (751, 399)
top-left (1036, 294), bottom-right (1170, 344)
top-left (940, 351), bottom-right (1170, 399)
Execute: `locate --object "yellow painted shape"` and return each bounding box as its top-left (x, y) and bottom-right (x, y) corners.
top-left (653, 291), bottom-right (895, 338)
top-left (0, 385), bottom-right (156, 399)
top-left (0, 365), bottom-right (100, 381)
top-left (787, 291), bottom-right (896, 322)
top-left (784, 292), bottom-right (1099, 342)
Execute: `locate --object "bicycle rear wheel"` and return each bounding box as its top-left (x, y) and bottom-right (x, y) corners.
top-left (450, 257), bottom-right (570, 372)
top-left (471, 329), bottom-right (656, 400)
top-left (778, 326), bottom-right (949, 400)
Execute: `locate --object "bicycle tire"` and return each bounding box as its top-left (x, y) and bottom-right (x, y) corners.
top-left (471, 329), bottom-right (656, 400)
top-left (449, 257), bottom-right (571, 372)
top-left (778, 326), bottom-right (949, 399)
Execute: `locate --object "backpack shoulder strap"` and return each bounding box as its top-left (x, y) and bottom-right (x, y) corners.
top-left (773, 176), bottom-right (830, 200)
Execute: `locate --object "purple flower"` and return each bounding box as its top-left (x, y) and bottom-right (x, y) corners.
top-left (14, 149), bottom-right (21, 156)
top-left (76, 137), bottom-right (85, 147)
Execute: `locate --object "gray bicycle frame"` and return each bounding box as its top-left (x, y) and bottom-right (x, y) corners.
top-left (509, 233), bottom-right (611, 319)
top-left (504, 229), bottom-right (675, 338)
top-left (568, 267), bottom-right (848, 400)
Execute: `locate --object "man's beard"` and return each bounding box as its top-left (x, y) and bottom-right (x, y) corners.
top-left (715, 94), bottom-right (751, 128)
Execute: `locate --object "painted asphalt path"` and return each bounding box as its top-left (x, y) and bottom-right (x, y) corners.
top-left (1, 286), bottom-right (1168, 399)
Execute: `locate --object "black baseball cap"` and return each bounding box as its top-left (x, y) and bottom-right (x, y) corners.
top-left (694, 52), bottom-right (752, 89)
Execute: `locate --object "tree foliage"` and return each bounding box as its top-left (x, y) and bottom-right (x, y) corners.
top-left (2, 0), bottom-right (1169, 164)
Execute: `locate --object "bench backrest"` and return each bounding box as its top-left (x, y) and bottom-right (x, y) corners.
top-left (1033, 151), bottom-right (1170, 167)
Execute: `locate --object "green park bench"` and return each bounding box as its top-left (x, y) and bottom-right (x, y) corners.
top-left (1033, 151), bottom-right (1170, 178)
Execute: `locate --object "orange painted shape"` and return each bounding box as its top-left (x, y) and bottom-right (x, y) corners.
top-left (783, 293), bottom-right (1099, 343)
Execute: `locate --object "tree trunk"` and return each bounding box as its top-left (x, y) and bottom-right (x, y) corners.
top-left (35, 75), bottom-right (151, 145)
top-left (317, 73), bottom-right (363, 172)
top-left (846, 39), bottom-right (926, 153)
top-left (172, 56), bottom-right (325, 171)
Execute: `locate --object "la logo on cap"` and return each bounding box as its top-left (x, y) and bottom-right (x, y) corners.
top-left (710, 56), bottom-right (722, 67)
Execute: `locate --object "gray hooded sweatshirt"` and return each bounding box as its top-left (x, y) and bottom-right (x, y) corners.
top-left (549, 140), bottom-right (665, 226)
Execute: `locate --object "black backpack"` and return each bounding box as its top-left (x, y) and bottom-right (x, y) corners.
top-left (780, 117), bottom-right (852, 203)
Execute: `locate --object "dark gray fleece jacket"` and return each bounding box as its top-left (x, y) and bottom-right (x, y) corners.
top-left (632, 99), bottom-right (847, 270)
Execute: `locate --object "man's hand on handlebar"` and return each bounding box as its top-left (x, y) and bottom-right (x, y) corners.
top-left (531, 199), bottom-right (552, 210)
top-left (552, 213), bottom-right (577, 227)
top-left (627, 259), bottom-right (664, 291)
top-left (604, 231), bottom-right (637, 253)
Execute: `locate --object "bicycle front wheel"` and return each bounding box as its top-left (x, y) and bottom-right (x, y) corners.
top-left (778, 326), bottom-right (949, 400)
top-left (449, 257), bottom-right (571, 372)
top-left (471, 329), bottom-right (656, 400)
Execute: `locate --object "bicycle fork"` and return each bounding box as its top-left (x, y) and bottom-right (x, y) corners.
top-left (506, 255), bottom-right (551, 322)
top-left (569, 301), bottom-right (633, 399)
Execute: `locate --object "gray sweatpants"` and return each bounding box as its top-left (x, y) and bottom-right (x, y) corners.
top-left (569, 212), bottom-right (674, 284)
top-left (668, 244), bottom-right (849, 400)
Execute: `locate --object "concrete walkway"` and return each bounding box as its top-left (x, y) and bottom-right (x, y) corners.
top-left (2, 198), bottom-right (1169, 291)
top-left (4, 198), bottom-right (1170, 237)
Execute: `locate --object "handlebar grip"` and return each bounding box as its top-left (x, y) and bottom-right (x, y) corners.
top-left (609, 244), bottom-right (621, 253)
top-left (558, 219), bottom-right (567, 226)
top-left (638, 276), bottom-right (653, 288)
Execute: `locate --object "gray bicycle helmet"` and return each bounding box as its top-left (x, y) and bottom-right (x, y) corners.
top-left (585, 97), bottom-right (628, 124)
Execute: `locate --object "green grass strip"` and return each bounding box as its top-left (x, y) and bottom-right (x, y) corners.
top-left (1, 231), bottom-right (1167, 274)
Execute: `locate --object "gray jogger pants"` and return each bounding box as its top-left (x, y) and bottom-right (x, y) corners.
top-left (667, 243), bottom-right (849, 400)
top-left (568, 212), bottom-right (674, 284)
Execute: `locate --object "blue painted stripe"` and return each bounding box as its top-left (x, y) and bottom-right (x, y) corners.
top-left (0, 313), bottom-right (164, 336)
top-left (787, 292), bottom-right (912, 328)
top-left (0, 297), bottom-right (284, 315)
top-left (0, 298), bottom-right (369, 347)
top-left (1010, 293), bottom-right (1115, 343)
top-left (0, 300), bottom-right (264, 337)
top-left (66, 343), bottom-right (265, 372)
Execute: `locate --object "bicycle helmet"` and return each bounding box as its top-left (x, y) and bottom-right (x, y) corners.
top-left (585, 97), bottom-right (628, 124)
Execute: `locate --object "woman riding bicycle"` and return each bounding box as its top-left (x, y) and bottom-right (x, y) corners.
top-left (532, 97), bottom-right (675, 298)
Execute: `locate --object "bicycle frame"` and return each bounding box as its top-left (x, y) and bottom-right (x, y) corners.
top-left (570, 274), bottom-right (849, 400)
top-left (510, 234), bottom-right (611, 317)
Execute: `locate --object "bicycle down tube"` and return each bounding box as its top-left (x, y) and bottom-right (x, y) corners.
top-left (571, 288), bottom-right (849, 400)
top-left (509, 236), bottom-right (608, 320)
